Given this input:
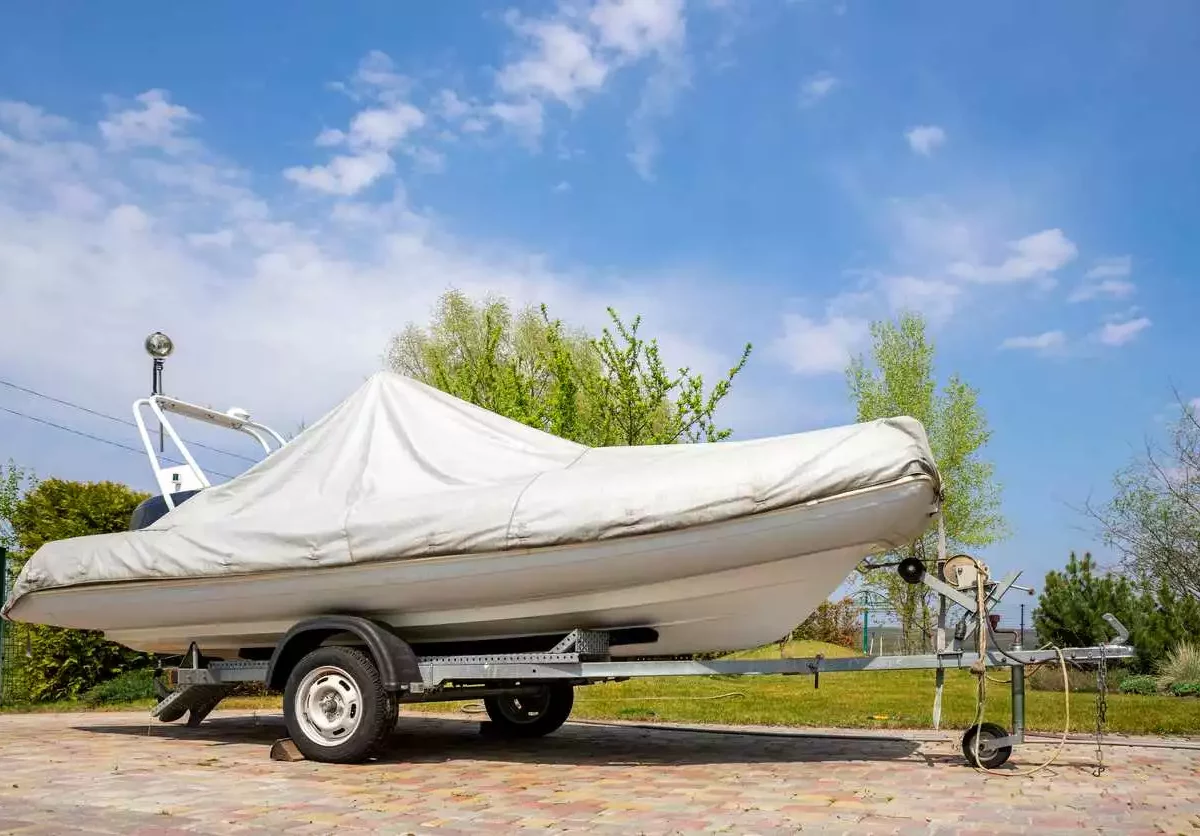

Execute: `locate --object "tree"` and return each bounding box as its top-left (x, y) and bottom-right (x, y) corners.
top-left (845, 312), bottom-right (1006, 652)
top-left (7, 478), bottom-right (154, 702)
top-left (1033, 550), bottom-right (1200, 673)
top-left (1086, 393), bottom-right (1200, 603)
top-left (790, 597), bottom-right (862, 649)
top-left (386, 289), bottom-right (752, 446)
top-left (1033, 551), bottom-right (1139, 648)
top-left (1132, 580), bottom-right (1200, 674)
top-left (0, 460), bottom-right (33, 553)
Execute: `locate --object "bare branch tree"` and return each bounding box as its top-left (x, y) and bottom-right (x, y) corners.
top-left (1082, 390), bottom-right (1200, 602)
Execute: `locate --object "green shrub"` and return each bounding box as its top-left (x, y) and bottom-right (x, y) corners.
top-left (82, 668), bottom-right (157, 706)
top-left (1156, 642), bottom-right (1200, 691)
top-left (1118, 674), bottom-right (1159, 695)
top-left (1168, 681), bottom-right (1200, 697)
top-left (5, 478), bottom-right (154, 701)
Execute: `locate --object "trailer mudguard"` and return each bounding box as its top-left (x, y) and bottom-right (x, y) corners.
top-left (266, 615), bottom-right (421, 693)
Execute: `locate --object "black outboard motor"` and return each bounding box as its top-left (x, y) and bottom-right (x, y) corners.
top-left (129, 489), bottom-right (202, 530)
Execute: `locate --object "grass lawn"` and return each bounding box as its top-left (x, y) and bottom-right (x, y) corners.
top-left (4, 640), bottom-right (1197, 736)
top-left (407, 639), bottom-right (1200, 737)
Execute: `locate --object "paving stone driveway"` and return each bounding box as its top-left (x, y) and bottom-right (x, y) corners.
top-left (0, 710), bottom-right (1197, 835)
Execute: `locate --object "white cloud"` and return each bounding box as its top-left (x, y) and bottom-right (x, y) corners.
top-left (1069, 255), bottom-right (1135, 302)
top-left (770, 312), bottom-right (868, 375)
top-left (345, 103), bottom-right (426, 150)
top-left (186, 229), bottom-right (235, 248)
top-left (434, 89), bottom-right (490, 133)
top-left (283, 152), bottom-right (395, 196)
top-left (1069, 278), bottom-right (1135, 303)
top-left (489, 99), bottom-right (545, 145)
top-left (314, 128), bottom-right (346, 147)
top-left (590, 0), bottom-right (685, 56)
top-left (0, 101), bottom-right (71, 138)
top-left (879, 274), bottom-right (961, 325)
top-left (905, 125), bottom-right (946, 156)
top-left (1085, 255), bottom-right (1132, 280)
top-left (1097, 316), bottom-right (1151, 347)
top-left (948, 228), bottom-right (1077, 284)
top-left (285, 53), bottom-right (430, 196)
top-left (99, 89), bottom-right (198, 153)
top-left (799, 72), bottom-right (838, 106)
top-left (553, 180), bottom-right (571, 193)
top-left (0, 93), bottom-right (753, 476)
top-left (497, 18), bottom-right (610, 106)
top-left (627, 53), bottom-right (689, 180)
top-left (999, 330), bottom-right (1066, 352)
top-left (490, 0), bottom-right (687, 176)
top-left (335, 50), bottom-right (412, 104)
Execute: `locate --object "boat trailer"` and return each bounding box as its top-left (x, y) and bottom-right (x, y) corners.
top-left (154, 588), bottom-right (1133, 768)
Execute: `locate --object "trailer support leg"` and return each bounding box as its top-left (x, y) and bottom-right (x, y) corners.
top-left (1010, 656), bottom-right (1026, 745)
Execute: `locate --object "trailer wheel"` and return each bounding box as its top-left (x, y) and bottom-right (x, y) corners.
top-left (283, 646), bottom-right (393, 763)
top-left (961, 722), bottom-right (1013, 769)
top-left (483, 683), bottom-right (574, 738)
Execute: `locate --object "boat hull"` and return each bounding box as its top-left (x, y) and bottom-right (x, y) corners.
top-left (6, 475), bottom-right (937, 659)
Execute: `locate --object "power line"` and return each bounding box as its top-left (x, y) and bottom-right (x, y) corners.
top-left (0, 378), bottom-right (257, 464)
top-left (0, 405), bottom-right (237, 481)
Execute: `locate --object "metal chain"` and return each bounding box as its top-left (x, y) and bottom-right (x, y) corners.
top-left (1093, 644), bottom-right (1108, 777)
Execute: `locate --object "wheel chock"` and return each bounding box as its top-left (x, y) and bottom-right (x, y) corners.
top-left (270, 738), bottom-right (306, 762)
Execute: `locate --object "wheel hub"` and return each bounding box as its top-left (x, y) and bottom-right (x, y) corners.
top-left (495, 688), bottom-right (552, 724)
top-left (294, 665), bottom-right (363, 746)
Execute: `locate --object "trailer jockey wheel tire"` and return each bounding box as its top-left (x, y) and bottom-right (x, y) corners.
top-left (483, 683), bottom-right (574, 738)
top-left (961, 722), bottom-right (1013, 769)
top-left (283, 646), bottom-right (393, 764)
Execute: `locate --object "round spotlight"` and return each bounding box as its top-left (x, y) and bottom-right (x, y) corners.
top-left (145, 331), bottom-right (174, 358)
top-left (896, 557), bottom-right (926, 585)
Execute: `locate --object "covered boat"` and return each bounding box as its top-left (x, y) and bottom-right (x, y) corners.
top-left (2, 371), bottom-right (941, 659)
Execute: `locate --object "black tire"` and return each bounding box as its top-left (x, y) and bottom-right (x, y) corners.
top-left (283, 646), bottom-right (393, 764)
top-left (482, 683), bottom-right (574, 738)
top-left (961, 721), bottom-right (1013, 768)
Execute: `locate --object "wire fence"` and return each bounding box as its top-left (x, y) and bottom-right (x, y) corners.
top-left (0, 548), bottom-right (32, 706)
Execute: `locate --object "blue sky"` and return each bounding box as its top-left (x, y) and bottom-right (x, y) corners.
top-left (1, 0), bottom-right (1197, 612)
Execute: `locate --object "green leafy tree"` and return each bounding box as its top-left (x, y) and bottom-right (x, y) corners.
top-left (386, 289), bottom-right (752, 446)
top-left (790, 597), bottom-right (862, 649)
top-left (7, 478), bottom-right (154, 702)
top-left (1034, 550), bottom-right (1200, 673)
top-left (846, 312), bottom-right (1006, 652)
top-left (0, 461), bottom-right (35, 705)
top-left (0, 460), bottom-right (34, 552)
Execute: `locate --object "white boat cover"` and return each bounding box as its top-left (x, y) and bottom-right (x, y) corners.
top-left (4, 371), bottom-right (939, 610)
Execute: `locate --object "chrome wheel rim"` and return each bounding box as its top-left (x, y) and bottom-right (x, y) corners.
top-left (494, 688), bottom-right (552, 725)
top-left (294, 665), bottom-right (363, 747)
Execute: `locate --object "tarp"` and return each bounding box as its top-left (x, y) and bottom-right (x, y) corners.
top-left (4, 371), bottom-right (939, 610)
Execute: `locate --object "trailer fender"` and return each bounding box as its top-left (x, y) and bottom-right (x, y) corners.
top-left (266, 615), bottom-right (421, 693)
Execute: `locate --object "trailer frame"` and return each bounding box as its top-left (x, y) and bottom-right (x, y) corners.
top-left (154, 618), bottom-right (1133, 767)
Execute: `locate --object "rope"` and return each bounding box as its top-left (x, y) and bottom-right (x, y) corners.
top-left (963, 555), bottom-right (1073, 777)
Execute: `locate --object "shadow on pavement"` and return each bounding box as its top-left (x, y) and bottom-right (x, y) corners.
top-left (76, 712), bottom-right (922, 766)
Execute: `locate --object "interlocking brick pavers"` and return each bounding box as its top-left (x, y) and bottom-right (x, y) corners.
top-left (0, 710), bottom-right (1197, 834)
